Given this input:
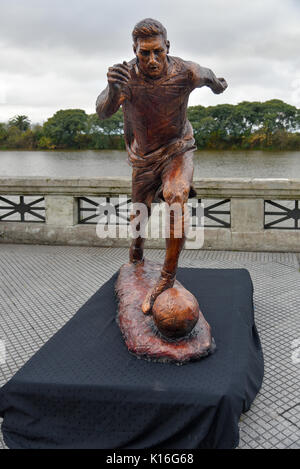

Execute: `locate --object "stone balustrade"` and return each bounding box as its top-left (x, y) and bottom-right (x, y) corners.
top-left (0, 177), bottom-right (300, 252)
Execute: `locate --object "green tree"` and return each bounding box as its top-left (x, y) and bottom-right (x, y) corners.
top-left (88, 110), bottom-right (124, 135)
top-left (32, 123), bottom-right (44, 141)
top-left (88, 110), bottom-right (125, 149)
top-left (43, 109), bottom-right (88, 147)
top-left (0, 123), bottom-right (8, 146)
top-left (296, 109), bottom-right (300, 131)
top-left (188, 100), bottom-right (299, 149)
top-left (38, 136), bottom-right (55, 150)
top-left (8, 115), bottom-right (31, 132)
top-left (6, 126), bottom-right (23, 148)
top-left (19, 129), bottom-right (36, 150)
top-left (192, 117), bottom-right (218, 148)
top-left (187, 105), bottom-right (207, 125)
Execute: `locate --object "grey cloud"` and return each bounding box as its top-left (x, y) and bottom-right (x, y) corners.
top-left (1, 0), bottom-right (297, 57)
top-left (0, 0), bottom-right (299, 123)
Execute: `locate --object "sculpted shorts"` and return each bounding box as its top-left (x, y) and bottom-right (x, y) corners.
top-left (127, 124), bottom-right (197, 205)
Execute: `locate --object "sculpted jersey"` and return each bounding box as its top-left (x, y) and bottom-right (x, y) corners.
top-left (122, 56), bottom-right (196, 158)
top-left (121, 56), bottom-right (197, 202)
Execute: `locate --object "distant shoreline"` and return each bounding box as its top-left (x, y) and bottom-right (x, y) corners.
top-left (1, 100), bottom-right (300, 151)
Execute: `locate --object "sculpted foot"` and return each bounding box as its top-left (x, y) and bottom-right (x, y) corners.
top-left (142, 270), bottom-right (176, 315)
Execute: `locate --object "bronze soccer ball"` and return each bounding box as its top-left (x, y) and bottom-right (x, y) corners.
top-left (152, 287), bottom-right (200, 339)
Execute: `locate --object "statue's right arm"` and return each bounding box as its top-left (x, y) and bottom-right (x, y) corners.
top-left (96, 85), bottom-right (124, 120)
top-left (96, 62), bottom-right (131, 120)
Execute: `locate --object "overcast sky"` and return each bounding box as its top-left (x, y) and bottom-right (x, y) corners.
top-left (0, 0), bottom-right (300, 123)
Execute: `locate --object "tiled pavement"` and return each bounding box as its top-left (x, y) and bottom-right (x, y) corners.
top-left (0, 244), bottom-right (299, 449)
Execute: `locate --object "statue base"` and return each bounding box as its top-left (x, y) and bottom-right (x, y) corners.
top-left (0, 266), bottom-right (264, 449)
top-left (115, 259), bottom-right (216, 364)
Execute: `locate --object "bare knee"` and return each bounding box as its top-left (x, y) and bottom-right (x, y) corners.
top-left (163, 184), bottom-right (190, 207)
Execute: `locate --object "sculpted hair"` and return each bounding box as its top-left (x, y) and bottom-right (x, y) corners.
top-left (132, 18), bottom-right (168, 44)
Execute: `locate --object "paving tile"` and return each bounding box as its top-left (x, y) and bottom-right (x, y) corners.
top-left (0, 244), bottom-right (299, 450)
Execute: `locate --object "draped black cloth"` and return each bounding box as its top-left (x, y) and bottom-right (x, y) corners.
top-left (0, 267), bottom-right (264, 449)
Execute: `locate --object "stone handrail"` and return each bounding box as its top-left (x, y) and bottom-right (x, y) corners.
top-left (0, 177), bottom-right (300, 252)
top-left (1, 176), bottom-right (300, 199)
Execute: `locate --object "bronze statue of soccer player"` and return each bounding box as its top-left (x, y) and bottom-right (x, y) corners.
top-left (96, 19), bottom-right (227, 349)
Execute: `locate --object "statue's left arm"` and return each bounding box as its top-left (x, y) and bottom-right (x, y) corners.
top-left (189, 62), bottom-right (228, 94)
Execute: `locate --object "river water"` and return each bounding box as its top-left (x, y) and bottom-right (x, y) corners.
top-left (1, 150), bottom-right (300, 178)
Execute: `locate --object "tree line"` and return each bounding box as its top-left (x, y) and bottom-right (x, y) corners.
top-left (1, 99), bottom-right (300, 151)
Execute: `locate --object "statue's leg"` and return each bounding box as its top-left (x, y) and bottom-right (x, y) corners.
top-left (129, 204), bottom-right (151, 264)
top-left (142, 151), bottom-right (194, 314)
top-left (129, 169), bottom-right (156, 264)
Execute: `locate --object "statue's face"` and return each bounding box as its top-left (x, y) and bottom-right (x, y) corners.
top-left (134, 35), bottom-right (169, 78)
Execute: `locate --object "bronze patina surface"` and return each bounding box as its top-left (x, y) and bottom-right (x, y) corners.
top-left (97, 18), bottom-right (227, 360)
top-left (152, 287), bottom-right (199, 339)
top-left (116, 260), bottom-right (215, 364)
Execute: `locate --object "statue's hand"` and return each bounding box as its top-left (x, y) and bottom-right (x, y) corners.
top-left (213, 77), bottom-right (228, 94)
top-left (107, 61), bottom-right (131, 97)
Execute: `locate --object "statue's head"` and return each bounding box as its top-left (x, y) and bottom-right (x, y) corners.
top-left (132, 18), bottom-right (170, 79)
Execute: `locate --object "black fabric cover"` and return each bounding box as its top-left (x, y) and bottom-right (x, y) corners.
top-left (0, 268), bottom-right (264, 449)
